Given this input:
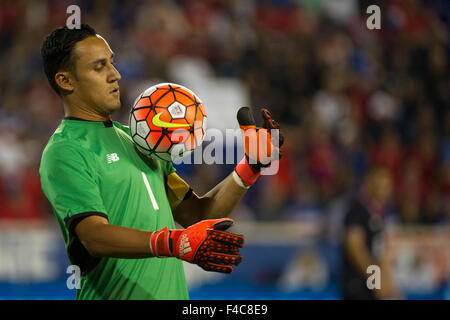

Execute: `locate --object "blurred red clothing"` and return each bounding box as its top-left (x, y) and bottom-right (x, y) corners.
top-left (0, 0), bottom-right (22, 33)
top-left (256, 4), bottom-right (297, 33)
top-left (368, 134), bottom-right (403, 191)
top-left (0, 166), bottom-right (47, 220)
top-left (403, 142), bottom-right (438, 202)
top-left (397, 159), bottom-right (426, 206)
top-left (273, 145), bottom-right (296, 197)
top-left (307, 137), bottom-right (338, 194)
top-left (389, 0), bottom-right (429, 39)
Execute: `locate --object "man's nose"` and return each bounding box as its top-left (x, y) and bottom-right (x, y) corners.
top-left (109, 64), bottom-right (121, 82)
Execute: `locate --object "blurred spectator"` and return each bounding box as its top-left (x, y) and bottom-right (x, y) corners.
top-left (305, 113), bottom-right (339, 201)
top-left (368, 125), bottom-right (403, 190)
top-left (340, 166), bottom-right (402, 299)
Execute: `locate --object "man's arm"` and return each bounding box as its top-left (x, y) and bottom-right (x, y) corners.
top-left (344, 226), bottom-right (376, 277)
top-left (75, 215), bottom-right (155, 259)
top-left (173, 172), bottom-right (248, 228)
top-left (345, 226), bottom-right (402, 299)
top-left (173, 107), bottom-right (283, 228)
top-left (74, 215), bottom-right (244, 273)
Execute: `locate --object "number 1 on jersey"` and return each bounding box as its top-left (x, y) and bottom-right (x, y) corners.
top-left (141, 172), bottom-right (159, 211)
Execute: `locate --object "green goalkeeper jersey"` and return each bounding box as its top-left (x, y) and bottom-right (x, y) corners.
top-left (39, 118), bottom-right (190, 300)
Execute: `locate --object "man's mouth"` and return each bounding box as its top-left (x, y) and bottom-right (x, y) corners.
top-left (111, 87), bottom-right (120, 95)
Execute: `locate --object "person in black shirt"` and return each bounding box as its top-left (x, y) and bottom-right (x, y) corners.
top-left (341, 166), bottom-right (402, 300)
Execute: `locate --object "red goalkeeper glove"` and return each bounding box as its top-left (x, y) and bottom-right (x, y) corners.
top-left (149, 218), bottom-right (244, 273)
top-left (234, 107), bottom-right (284, 188)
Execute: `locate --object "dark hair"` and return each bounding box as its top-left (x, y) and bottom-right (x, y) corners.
top-left (41, 24), bottom-right (97, 95)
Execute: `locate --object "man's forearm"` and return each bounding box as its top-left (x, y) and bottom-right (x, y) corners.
top-left (76, 217), bottom-right (155, 259)
top-left (199, 172), bottom-right (248, 220)
top-left (345, 228), bottom-right (376, 278)
top-left (347, 245), bottom-right (376, 278)
top-left (173, 172), bottom-right (248, 227)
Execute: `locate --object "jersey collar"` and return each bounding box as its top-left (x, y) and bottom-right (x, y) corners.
top-left (64, 116), bottom-right (113, 128)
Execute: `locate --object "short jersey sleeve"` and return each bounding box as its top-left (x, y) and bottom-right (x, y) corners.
top-left (166, 172), bottom-right (192, 210)
top-left (40, 143), bottom-right (107, 221)
top-left (40, 142), bottom-right (108, 275)
top-left (160, 161), bottom-right (192, 210)
top-left (344, 201), bottom-right (367, 229)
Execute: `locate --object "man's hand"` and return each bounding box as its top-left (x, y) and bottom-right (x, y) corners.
top-left (234, 107), bottom-right (284, 187)
top-left (149, 218), bottom-right (244, 273)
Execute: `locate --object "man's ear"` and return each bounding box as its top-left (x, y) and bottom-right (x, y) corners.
top-left (55, 71), bottom-right (74, 93)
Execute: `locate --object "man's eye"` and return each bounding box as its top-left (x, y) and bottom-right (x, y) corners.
top-left (95, 62), bottom-right (107, 71)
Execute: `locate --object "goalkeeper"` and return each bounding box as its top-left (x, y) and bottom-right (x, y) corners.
top-left (39, 25), bottom-right (283, 300)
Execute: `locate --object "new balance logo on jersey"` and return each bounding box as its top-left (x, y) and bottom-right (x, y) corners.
top-left (179, 234), bottom-right (192, 257)
top-left (107, 153), bottom-right (120, 164)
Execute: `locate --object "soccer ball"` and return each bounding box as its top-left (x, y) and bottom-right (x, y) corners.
top-left (129, 83), bottom-right (207, 162)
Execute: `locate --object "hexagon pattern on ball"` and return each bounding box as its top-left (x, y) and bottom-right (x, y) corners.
top-left (129, 83), bottom-right (207, 162)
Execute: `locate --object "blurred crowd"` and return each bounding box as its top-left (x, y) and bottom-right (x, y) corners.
top-left (0, 0), bottom-right (449, 228)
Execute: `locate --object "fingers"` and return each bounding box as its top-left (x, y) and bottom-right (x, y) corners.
top-left (238, 107), bottom-right (284, 168)
top-left (207, 240), bottom-right (241, 255)
top-left (278, 132), bottom-right (285, 147)
top-left (207, 229), bottom-right (245, 248)
top-left (202, 251), bottom-right (242, 266)
top-left (237, 107), bottom-right (256, 127)
top-left (212, 218), bottom-right (234, 231)
top-left (261, 109), bottom-right (278, 129)
top-left (195, 243), bottom-right (242, 266)
top-left (196, 247), bottom-right (242, 273)
top-left (194, 231), bottom-right (244, 273)
top-left (200, 262), bottom-right (235, 274)
top-left (261, 108), bottom-right (284, 148)
top-left (196, 218), bottom-right (233, 231)
top-left (261, 108), bottom-right (272, 124)
top-left (241, 107), bottom-right (281, 133)
top-left (190, 223), bottom-right (245, 274)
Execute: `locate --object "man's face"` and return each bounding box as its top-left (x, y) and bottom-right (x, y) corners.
top-left (369, 170), bottom-right (392, 204)
top-left (70, 36), bottom-right (121, 116)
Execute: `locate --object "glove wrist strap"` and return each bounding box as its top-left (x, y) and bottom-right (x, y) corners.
top-left (150, 227), bottom-right (185, 258)
top-left (149, 227), bottom-right (171, 257)
top-left (234, 157), bottom-right (261, 187)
